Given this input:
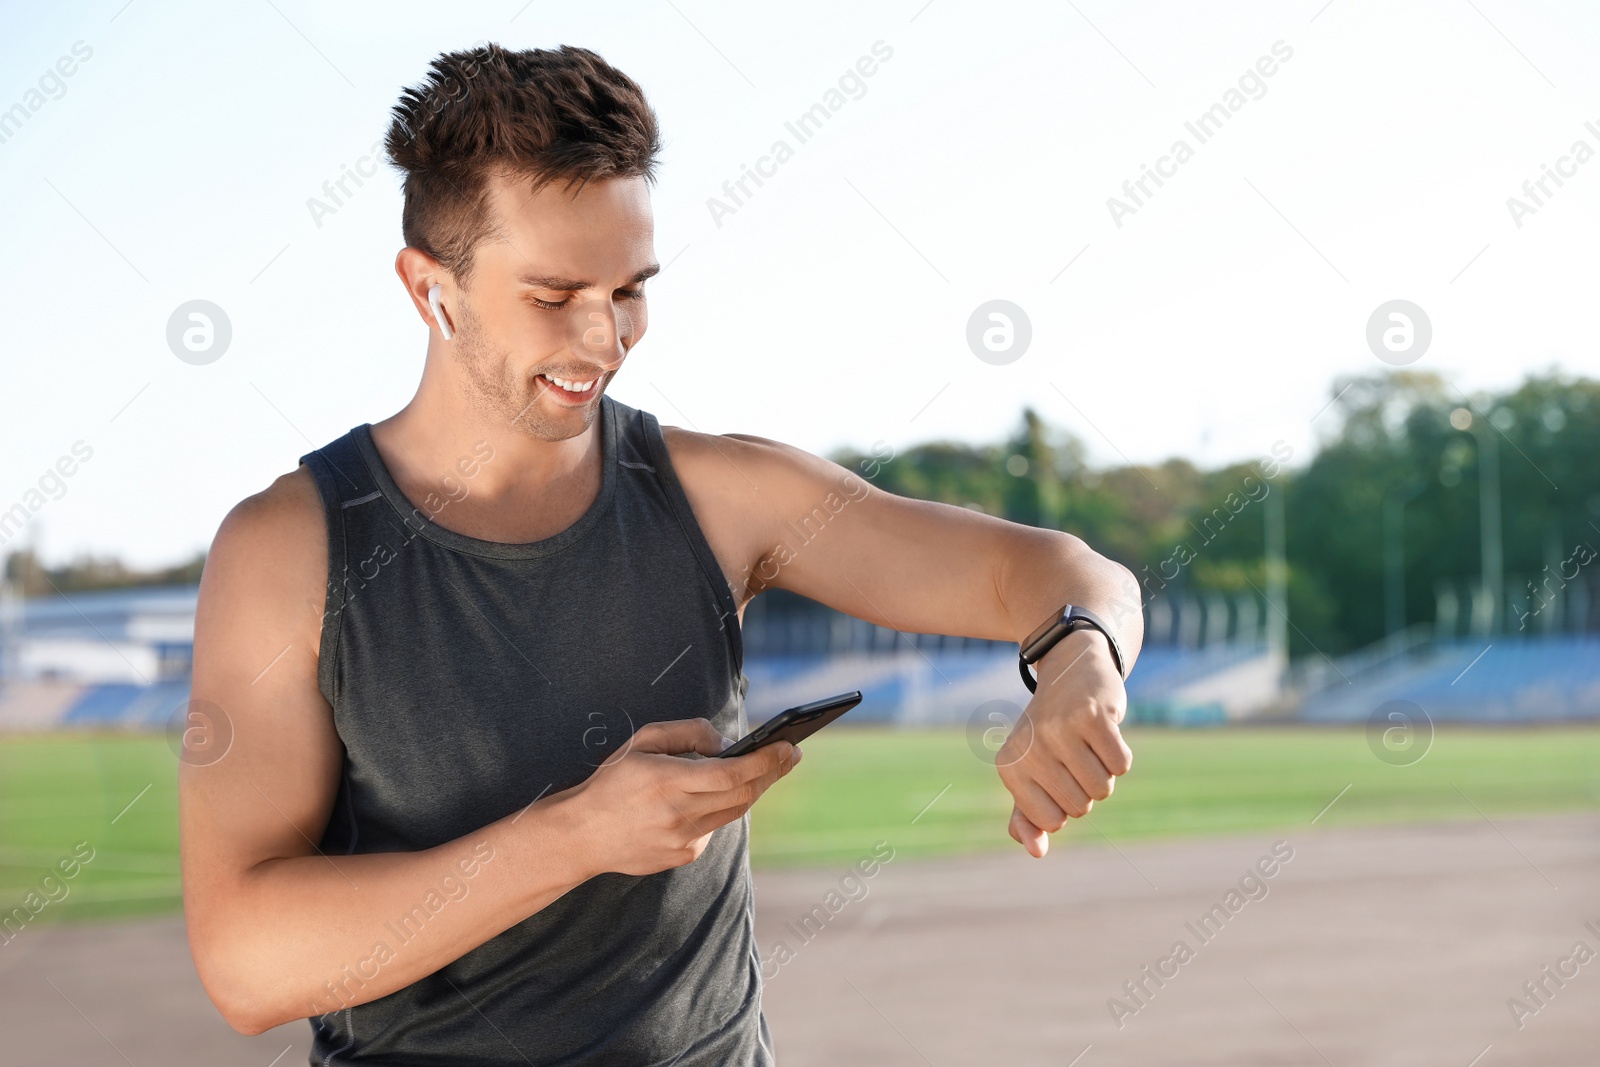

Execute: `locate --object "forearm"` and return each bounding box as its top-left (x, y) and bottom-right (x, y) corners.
top-left (190, 794), bottom-right (592, 1034)
top-left (999, 528), bottom-right (1144, 671)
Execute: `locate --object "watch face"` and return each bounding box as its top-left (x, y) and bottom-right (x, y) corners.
top-left (1021, 606), bottom-right (1075, 663)
top-left (1023, 611), bottom-right (1066, 650)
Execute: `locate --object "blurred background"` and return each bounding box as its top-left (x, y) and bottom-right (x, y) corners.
top-left (1, 1), bottom-right (1597, 1064)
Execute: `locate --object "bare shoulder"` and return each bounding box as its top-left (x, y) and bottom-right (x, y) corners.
top-left (659, 425), bottom-right (865, 497)
top-left (658, 426), bottom-right (880, 601)
top-left (196, 466), bottom-right (328, 671)
top-left (209, 466), bottom-right (325, 579)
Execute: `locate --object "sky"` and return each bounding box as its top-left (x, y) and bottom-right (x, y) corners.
top-left (2, 0), bottom-right (1598, 567)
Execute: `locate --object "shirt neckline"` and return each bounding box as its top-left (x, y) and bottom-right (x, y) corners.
top-left (350, 396), bottom-right (619, 561)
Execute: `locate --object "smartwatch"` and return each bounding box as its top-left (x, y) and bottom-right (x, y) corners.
top-left (1018, 604), bottom-right (1126, 693)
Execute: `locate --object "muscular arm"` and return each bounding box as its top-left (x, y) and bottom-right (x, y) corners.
top-left (665, 429), bottom-right (1141, 659)
top-left (180, 469), bottom-right (592, 1032)
top-left (665, 428), bottom-right (1144, 856)
top-left (182, 468), bottom-right (796, 1034)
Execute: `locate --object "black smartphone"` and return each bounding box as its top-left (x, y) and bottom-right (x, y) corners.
top-left (715, 691), bottom-right (862, 758)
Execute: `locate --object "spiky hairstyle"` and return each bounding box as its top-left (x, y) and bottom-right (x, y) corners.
top-left (385, 43), bottom-right (661, 284)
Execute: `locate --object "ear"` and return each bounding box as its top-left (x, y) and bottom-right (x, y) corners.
top-left (396, 247), bottom-right (454, 338)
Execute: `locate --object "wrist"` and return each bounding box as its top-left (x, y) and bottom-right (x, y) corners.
top-left (1018, 603), bottom-right (1127, 694)
top-left (524, 790), bottom-right (604, 888)
top-left (1035, 625), bottom-right (1115, 682)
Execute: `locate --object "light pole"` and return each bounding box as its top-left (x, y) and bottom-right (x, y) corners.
top-left (1383, 478), bottom-right (1426, 645)
top-left (1452, 405), bottom-right (1503, 636)
top-left (1264, 485), bottom-right (1288, 663)
top-left (0, 573), bottom-right (13, 692)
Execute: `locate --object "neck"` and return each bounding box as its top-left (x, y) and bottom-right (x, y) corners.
top-left (368, 340), bottom-right (603, 542)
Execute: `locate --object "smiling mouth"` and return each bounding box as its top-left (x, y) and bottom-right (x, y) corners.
top-left (537, 373), bottom-right (601, 402)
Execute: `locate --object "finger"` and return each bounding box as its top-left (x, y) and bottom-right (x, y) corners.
top-left (1086, 717), bottom-right (1134, 778)
top-left (1031, 752), bottom-right (1095, 818)
top-left (668, 789), bottom-right (753, 831)
top-left (667, 743), bottom-right (799, 824)
top-left (622, 718), bottom-right (728, 759)
top-left (681, 740), bottom-right (796, 792)
top-left (748, 742), bottom-right (802, 796)
top-left (1061, 741), bottom-right (1115, 804)
top-left (647, 782), bottom-right (722, 841)
top-left (695, 801), bottom-right (759, 832)
top-left (719, 742), bottom-right (802, 805)
top-left (1009, 777), bottom-right (1068, 835)
top-left (1009, 806), bottom-right (1048, 858)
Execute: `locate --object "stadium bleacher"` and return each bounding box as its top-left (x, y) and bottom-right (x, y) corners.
top-left (62, 679), bottom-right (193, 728)
top-left (6, 582), bottom-right (1594, 731)
top-left (1300, 636), bottom-right (1600, 722)
top-left (742, 640), bottom-right (1281, 727)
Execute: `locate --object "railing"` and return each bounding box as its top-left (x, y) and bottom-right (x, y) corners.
top-left (740, 590), bottom-right (1012, 656)
top-left (742, 608), bottom-right (1012, 657)
top-left (1289, 622), bottom-right (1437, 699)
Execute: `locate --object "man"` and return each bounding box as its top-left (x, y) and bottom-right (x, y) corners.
top-left (181, 43), bottom-right (1141, 1065)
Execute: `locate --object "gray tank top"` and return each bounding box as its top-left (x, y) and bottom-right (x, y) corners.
top-left (297, 396), bottom-right (771, 1066)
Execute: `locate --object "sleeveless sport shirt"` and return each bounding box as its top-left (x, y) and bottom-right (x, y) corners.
top-left (297, 396), bottom-right (772, 1066)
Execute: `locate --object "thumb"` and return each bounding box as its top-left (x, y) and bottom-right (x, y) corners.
top-left (1009, 805), bottom-right (1048, 858)
top-left (614, 718), bottom-right (728, 760)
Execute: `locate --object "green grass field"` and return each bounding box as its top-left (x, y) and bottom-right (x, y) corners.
top-left (750, 723), bottom-right (1600, 865)
top-left (2, 725), bottom-right (1597, 921)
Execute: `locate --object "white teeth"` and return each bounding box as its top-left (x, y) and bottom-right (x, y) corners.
top-left (546, 375), bottom-right (595, 392)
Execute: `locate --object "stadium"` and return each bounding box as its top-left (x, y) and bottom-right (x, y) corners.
top-left (5, 2), bottom-right (1600, 1064)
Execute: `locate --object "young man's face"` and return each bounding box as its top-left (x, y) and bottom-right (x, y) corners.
top-left (449, 172), bottom-right (657, 441)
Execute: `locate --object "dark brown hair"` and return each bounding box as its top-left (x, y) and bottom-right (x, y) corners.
top-left (385, 43), bottom-right (661, 284)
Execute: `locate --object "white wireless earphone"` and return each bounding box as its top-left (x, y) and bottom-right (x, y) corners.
top-left (427, 283), bottom-right (454, 340)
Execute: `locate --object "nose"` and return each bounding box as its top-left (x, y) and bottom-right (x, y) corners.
top-left (566, 301), bottom-right (632, 369)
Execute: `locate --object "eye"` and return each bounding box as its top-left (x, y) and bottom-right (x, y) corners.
top-left (528, 288), bottom-right (643, 311)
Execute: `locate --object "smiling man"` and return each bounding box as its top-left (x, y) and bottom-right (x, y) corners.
top-left (181, 43), bottom-right (1142, 1066)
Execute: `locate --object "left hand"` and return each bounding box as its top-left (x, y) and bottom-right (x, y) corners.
top-left (995, 628), bottom-right (1132, 857)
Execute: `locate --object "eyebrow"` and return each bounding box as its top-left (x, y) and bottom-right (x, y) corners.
top-left (517, 264), bottom-right (660, 291)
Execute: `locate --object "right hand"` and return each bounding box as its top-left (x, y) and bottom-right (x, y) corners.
top-left (558, 717), bottom-right (801, 878)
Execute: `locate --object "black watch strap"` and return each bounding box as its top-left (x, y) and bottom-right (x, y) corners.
top-left (1018, 604), bottom-right (1126, 693)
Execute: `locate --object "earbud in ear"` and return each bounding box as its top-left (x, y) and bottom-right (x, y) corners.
top-left (428, 283), bottom-right (454, 340)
